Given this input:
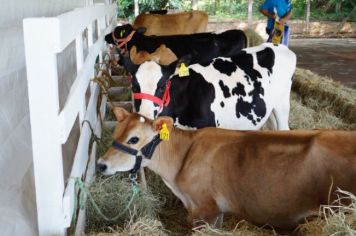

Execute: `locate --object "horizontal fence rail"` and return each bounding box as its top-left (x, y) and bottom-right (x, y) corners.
top-left (23, 3), bottom-right (116, 235)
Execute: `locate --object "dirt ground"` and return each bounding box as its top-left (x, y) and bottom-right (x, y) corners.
top-left (289, 38), bottom-right (356, 88)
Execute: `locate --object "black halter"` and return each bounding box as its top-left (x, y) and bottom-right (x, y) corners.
top-left (111, 135), bottom-right (161, 174)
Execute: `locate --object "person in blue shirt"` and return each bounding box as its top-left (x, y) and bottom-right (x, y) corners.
top-left (260, 0), bottom-right (292, 36)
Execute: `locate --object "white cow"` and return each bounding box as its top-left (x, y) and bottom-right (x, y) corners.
top-left (127, 43), bottom-right (296, 130)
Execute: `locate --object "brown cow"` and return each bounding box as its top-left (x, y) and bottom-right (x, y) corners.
top-left (133, 10), bottom-right (208, 36)
top-left (98, 108), bottom-right (356, 229)
top-left (130, 44), bottom-right (177, 65)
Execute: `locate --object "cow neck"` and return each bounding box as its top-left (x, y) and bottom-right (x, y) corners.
top-left (133, 80), bottom-right (172, 109)
top-left (146, 128), bottom-right (194, 184)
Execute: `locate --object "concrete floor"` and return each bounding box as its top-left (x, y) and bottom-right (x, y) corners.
top-left (289, 38), bottom-right (356, 88)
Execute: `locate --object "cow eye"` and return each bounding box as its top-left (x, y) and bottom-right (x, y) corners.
top-left (127, 137), bottom-right (139, 144)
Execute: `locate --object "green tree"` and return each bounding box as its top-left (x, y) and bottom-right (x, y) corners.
top-left (116, 0), bottom-right (185, 19)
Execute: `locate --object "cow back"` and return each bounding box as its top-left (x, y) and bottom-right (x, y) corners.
top-left (129, 30), bottom-right (247, 65)
top-left (133, 10), bottom-right (208, 36)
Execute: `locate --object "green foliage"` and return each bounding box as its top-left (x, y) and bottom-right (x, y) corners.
top-left (116, 0), bottom-right (185, 19)
top-left (199, 0), bottom-right (265, 18)
top-left (290, 0), bottom-right (356, 21)
top-left (116, 0), bottom-right (356, 22)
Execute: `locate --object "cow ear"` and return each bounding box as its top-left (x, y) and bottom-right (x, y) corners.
top-left (136, 27), bottom-right (147, 34)
top-left (104, 32), bottom-right (114, 44)
top-left (152, 116), bottom-right (174, 133)
top-left (176, 54), bottom-right (192, 68)
top-left (113, 107), bottom-right (131, 121)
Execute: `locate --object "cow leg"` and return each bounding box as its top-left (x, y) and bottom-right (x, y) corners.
top-left (273, 99), bottom-right (290, 130)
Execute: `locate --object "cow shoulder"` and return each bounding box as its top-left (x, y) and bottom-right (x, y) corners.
top-left (168, 69), bottom-right (216, 128)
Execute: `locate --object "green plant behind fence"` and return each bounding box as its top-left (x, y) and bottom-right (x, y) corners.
top-left (116, 0), bottom-right (356, 22)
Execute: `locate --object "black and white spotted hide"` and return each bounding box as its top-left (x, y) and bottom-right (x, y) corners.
top-left (132, 43), bottom-right (296, 130)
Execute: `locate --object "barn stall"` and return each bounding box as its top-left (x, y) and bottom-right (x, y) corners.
top-left (2, 0), bottom-right (356, 235)
top-left (85, 65), bottom-right (356, 236)
top-left (83, 15), bottom-right (356, 236)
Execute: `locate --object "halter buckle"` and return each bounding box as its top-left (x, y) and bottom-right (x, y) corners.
top-left (129, 173), bottom-right (138, 185)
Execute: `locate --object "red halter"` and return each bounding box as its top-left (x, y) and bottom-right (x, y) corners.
top-left (133, 80), bottom-right (171, 109)
top-left (112, 30), bottom-right (135, 51)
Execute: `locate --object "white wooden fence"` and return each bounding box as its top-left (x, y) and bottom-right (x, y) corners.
top-left (23, 3), bottom-right (117, 235)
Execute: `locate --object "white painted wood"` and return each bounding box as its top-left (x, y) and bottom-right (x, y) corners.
top-left (87, 22), bottom-right (94, 47)
top-left (62, 75), bottom-right (103, 227)
top-left (134, 0), bottom-right (139, 16)
top-left (74, 122), bottom-right (100, 236)
top-left (98, 17), bottom-right (105, 64)
top-left (100, 92), bottom-right (108, 120)
top-left (58, 23), bottom-right (114, 143)
top-left (24, 3), bottom-right (117, 235)
top-left (76, 34), bottom-right (84, 72)
top-left (79, 95), bottom-right (86, 127)
top-left (23, 18), bottom-right (65, 236)
top-left (42, 4), bottom-right (116, 53)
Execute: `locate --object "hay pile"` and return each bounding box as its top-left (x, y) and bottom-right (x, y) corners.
top-left (292, 68), bottom-right (356, 125)
top-left (289, 92), bottom-right (354, 130)
top-left (86, 128), bottom-right (164, 233)
top-left (297, 189), bottom-right (356, 236)
top-left (243, 28), bottom-right (265, 47)
top-left (87, 217), bottom-right (168, 236)
top-left (86, 68), bottom-right (356, 235)
top-left (85, 172), bottom-right (163, 233)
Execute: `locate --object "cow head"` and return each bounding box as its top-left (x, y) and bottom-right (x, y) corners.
top-left (131, 55), bottom-right (191, 119)
top-left (97, 107), bottom-right (173, 175)
top-left (105, 24), bottom-right (146, 45)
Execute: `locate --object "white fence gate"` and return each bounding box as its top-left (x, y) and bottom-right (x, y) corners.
top-left (23, 3), bottom-right (117, 235)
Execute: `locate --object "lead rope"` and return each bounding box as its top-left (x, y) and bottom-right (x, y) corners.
top-left (71, 121), bottom-right (139, 223)
top-left (71, 175), bottom-right (139, 224)
top-left (82, 120), bottom-right (102, 149)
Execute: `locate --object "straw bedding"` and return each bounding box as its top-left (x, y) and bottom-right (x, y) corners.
top-left (86, 68), bottom-right (355, 235)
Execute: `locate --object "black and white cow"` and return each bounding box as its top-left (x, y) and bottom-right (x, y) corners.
top-left (125, 43), bottom-right (296, 130)
top-left (105, 24), bottom-right (247, 65)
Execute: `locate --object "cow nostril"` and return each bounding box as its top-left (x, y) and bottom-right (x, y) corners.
top-left (97, 163), bottom-right (107, 172)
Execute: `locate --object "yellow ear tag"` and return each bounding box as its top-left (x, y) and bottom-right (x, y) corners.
top-left (159, 123), bottom-right (170, 141)
top-left (178, 63), bottom-right (189, 77)
top-left (271, 21), bottom-right (284, 44)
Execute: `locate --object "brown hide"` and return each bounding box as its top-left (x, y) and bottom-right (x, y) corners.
top-left (99, 111), bottom-right (356, 229)
top-left (133, 11), bottom-right (208, 36)
top-left (130, 44), bottom-right (178, 65)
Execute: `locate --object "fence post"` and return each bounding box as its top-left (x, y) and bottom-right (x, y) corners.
top-left (23, 18), bottom-right (65, 236)
top-left (24, 4), bottom-right (117, 235)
